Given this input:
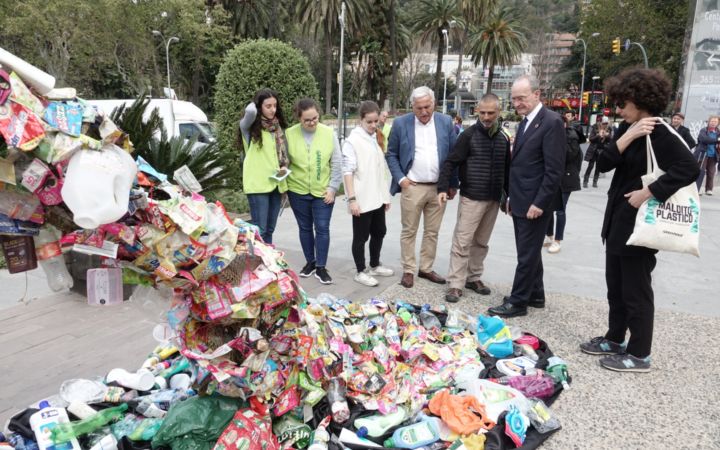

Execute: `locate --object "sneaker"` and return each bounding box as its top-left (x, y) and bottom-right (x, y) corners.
top-left (599, 353), bottom-right (651, 373)
top-left (706, 191), bottom-right (713, 196)
top-left (543, 236), bottom-right (553, 247)
top-left (592, 181), bottom-right (598, 188)
top-left (547, 241), bottom-right (561, 253)
top-left (314, 267), bottom-right (333, 284)
top-left (580, 336), bottom-right (626, 355)
top-left (299, 261), bottom-right (316, 278)
top-left (582, 181), bottom-right (588, 189)
top-left (368, 265), bottom-right (395, 277)
top-left (354, 271), bottom-right (379, 287)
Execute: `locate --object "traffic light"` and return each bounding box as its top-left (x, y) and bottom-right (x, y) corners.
top-left (582, 91), bottom-right (589, 106)
top-left (612, 38), bottom-right (621, 55)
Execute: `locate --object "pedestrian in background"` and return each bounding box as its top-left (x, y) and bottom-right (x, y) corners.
top-left (453, 115), bottom-right (464, 135)
top-left (583, 116), bottom-right (613, 188)
top-left (545, 110), bottom-right (585, 254)
top-left (580, 68), bottom-right (699, 373)
top-left (379, 110), bottom-right (392, 141)
top-left (285, 98), bottom-right (342, 284)
top-left (239, 88), bottom-right (289, 244)
top-left (342, 100), bottom-right (395, 287)
top-left (437, 93), bottom-right (510, 303)
top-left (695, 115), bottom-right (719, 195)
top-left (488, 75), bottom-right (565, 318)
top-left (670, 112), bottom-right (697, 150)
top-left (386, 86), bottom-right (458, 289)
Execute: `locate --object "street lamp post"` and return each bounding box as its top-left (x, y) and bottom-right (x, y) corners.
top-left (338, 2), bottom-right (346, 140)
top-left (589, 75), bottom-right (600, 132)
top-left (441, 28), bottom-right (449, 114)
top-left (152, 30), bottom-right (180, 98)
top-left (575, 32), bottom-right (599, 128)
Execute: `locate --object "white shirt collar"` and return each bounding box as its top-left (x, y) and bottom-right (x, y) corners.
top-left (414, 114), bottom-right (435, 128)
top-left (523, 102), bottom-right (543, 130)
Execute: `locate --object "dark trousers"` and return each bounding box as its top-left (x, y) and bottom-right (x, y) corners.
top-left (583, 157), bottom-right (600, 185)
top-left (247, 190), bottom-right (281, 244)
top-left (509, 214), bottom-right (551, 304)
top-left (288, 192), bottom-right (334, 267)
top-left (546, 192), bottom-right (571, 241)
top-left (351, 205), bottom-right (386, 272)
top-left (605, 251), bottom-right (657, 358)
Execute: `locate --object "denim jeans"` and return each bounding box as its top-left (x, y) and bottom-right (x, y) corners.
top-left (288, 192), bottom-right (334, 267)
top-left (247, 190), bottom-right (282, 244)
top-left (546, 191), bottom-right (571, 241)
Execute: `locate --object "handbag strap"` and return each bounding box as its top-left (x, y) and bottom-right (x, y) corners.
top-left (645, 131), bottom-right (659, 175)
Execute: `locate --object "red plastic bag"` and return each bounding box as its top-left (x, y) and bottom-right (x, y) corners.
top-left (0, 101), bottom-right (45, 151)
top-left (212, 409), bottom-right (279, 450)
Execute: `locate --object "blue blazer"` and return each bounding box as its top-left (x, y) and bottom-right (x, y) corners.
top-left (386, 112), bottom-right (458, 195)
top-left (508, 106), bottom-right (566, 216)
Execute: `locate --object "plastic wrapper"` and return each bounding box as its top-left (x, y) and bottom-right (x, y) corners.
top-left (44, 101), bottom-right (83, 136)
top-left (0, 101), bottom-right (45, 151)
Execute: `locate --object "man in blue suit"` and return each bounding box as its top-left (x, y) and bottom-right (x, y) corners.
top-left (488, 75), bottom-right (565, 317)
top-left (387, 86), bottom-right (458, 288)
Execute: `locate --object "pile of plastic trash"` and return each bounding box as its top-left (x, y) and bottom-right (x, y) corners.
top-left (0, 48), bottom-right (571, 450)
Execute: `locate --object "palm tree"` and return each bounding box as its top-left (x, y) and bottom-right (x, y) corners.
top-left (412, 0), bottom-right (464, 100)
top-left (211, 0), bottom-right (274, 38)
top-left (295, 0), bottom-right (367, 114)
top-left (468, 6), bottom-right (527, 94)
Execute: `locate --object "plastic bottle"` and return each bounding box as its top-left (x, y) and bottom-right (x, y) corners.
top-left (29, 401), bottom-right (81, 450)
top-left (326, 378), bottom-right (350, 423)
top-left (419, 306), bottom-right (442, 330)
top-left (354, 407), bottom-right (408, 438)
top-left (129, 397), bottom-right (167, 419)
top-left (383, 419), bottom-right (440, 449)
top-left (105, 368), bottom-right (155, 391)
top-left (50, 404), bottom-right (127, 444)
top-left (308, 416), bottom-right (331, 450)
top-left (34, 225), bottom-right (73, 292)
top-left (546, 356), bottom-right (570, 390)
top-left (0, 190), bottom-right (41, 221)
top-left (66, 402), bottom-right (97, 420)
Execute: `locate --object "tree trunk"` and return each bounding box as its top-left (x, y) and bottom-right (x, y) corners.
top-left (389, 0), bottom-right (398, 112)
top-left (325, 36), bottom-right (333, 115)
top-left (268, 0), bottom-right (278, 38)
top-left (486, 65), bottom-right (495, 94)
top-left (435, 29), bottom-right (444, 103)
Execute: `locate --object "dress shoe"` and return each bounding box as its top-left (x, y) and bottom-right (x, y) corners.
top-left (487, 302), bottom-right (527, 318)
top-left (418, 270), bottom-right (446, 284)
top-left (465, 280), bottom-right (491, 295)
top-left (445, 288), bottom-right (462, 303)
top-left (400, 272), bottom-right (414, 288)
top-left (503, 295), bottom-right (545, 309)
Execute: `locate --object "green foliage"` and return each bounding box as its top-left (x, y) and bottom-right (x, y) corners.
top-left (0, 250), bottom-right (6, 270)
top-left (110, 97), bottom-right (165, 154)
top-left (205, 189), bottom-right (250, 214)
top-left (214, 39), bottom-right (319, 190)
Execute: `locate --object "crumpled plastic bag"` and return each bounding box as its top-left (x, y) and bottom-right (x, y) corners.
top-left (428, 389), bottom-right (494, 435)
top-left (212, 409), bottom-right (279, 450)
top-left (151, 396), bottom-right (242, 450)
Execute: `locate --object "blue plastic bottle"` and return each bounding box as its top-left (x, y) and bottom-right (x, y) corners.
top-left (382, 419), bottom-right (440, 449)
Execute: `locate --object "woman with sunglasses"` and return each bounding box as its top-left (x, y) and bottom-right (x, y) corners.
top-left (579, 68), bottom-right (699, 373)
top-left (285, 98), bottom-right (342, 284)
top-left (239, 88), bottom-right (289, 244)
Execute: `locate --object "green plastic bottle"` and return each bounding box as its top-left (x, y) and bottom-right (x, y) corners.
top-left (354, 407), bottom-right (407, 438)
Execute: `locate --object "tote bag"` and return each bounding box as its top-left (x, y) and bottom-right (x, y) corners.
top-left (626, 134), bottom-right (701, 256)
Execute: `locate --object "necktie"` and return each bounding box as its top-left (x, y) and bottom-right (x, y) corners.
top-left (515, 117), bottom-right (528, 148)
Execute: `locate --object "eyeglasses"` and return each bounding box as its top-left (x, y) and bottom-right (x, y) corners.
top-left (302, 116), bottom-right (319, 124)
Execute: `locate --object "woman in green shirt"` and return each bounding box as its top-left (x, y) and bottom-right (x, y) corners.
top-left (285, 98), bottom-right (342, 284)
top-left (239, 88), bottom-right (289, 244)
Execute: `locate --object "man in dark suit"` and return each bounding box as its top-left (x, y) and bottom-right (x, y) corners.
top-left (670, 112), bottom-right (697, 150)
top-left (386, 86), bottom-right (458, 288)
top-left (488, 75), bottom-right (565, 317)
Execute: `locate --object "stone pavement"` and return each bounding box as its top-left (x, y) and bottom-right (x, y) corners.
top-left (2, 164), bottom-right (719, 448)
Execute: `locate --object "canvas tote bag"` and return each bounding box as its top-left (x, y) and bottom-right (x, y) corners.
top-left (626, 132), bottom-right (701, 256)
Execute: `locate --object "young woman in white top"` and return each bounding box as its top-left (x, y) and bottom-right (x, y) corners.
top-left (341, 101), bottom-right (395, 286)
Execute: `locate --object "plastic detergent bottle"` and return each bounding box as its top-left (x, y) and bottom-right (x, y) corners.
top-left (546, 356), bottom-right (570, 389)
top-left (354, 407), bottom-right (408, 438)
top-left (383, 419), bottom-right (440, 449)
top-left (29, 401), bottom-right (81, 450)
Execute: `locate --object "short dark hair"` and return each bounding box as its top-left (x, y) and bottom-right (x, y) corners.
top-left (358, 100), bottom-right (380, 119)
top-left (293, 98), bottom-right (321, 119)
top-left (604, 68), bottom-right (671, 116)
top-left (672, 112), bottom-right (685, 119)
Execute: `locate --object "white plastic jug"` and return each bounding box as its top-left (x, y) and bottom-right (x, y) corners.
top-left (61, 144), bottom-right (137, 229)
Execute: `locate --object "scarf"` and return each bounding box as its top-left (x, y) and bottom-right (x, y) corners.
top-left (261, 116), bottom-right (289, 168)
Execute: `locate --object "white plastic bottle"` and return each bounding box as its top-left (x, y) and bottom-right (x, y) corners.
top-left (34, 225), bottom-right (73, 291)
top-left (29, 401), bottom-right (81, 450)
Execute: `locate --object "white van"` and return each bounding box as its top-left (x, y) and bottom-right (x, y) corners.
top-left (86, 98), bottom-right (216, 144)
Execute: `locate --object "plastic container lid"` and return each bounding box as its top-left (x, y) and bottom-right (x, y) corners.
top-left (356, 427), bottom-right (368, 439)
top-left (39, 400), bottom-right (50, 409)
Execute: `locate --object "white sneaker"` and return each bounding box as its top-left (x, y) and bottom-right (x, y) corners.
top-left (354, 271), bottom-right (379, 287)
top-left (543, 236), bottom-right (553, 247)
top-left (548, 241), bottom-right (562, 253)
top-left (706, 191), bottom-right (713, 196)
top-left (367, 265), bottom-right (395, 277)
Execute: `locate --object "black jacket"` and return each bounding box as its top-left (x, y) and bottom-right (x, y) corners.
top-left (675, 125), bottom-right (697, 150)
top-left (584, 123), bottom-right (613, 161)
top-left (437, 120), bottom-right (511, 202)
top-left (561, 125), bottom-right (583, 192)
top-left (598, 120), bottom-right (700, 256)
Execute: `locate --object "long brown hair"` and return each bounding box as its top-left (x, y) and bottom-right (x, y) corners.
top-left (248, 88), bottom-right (288, 147)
